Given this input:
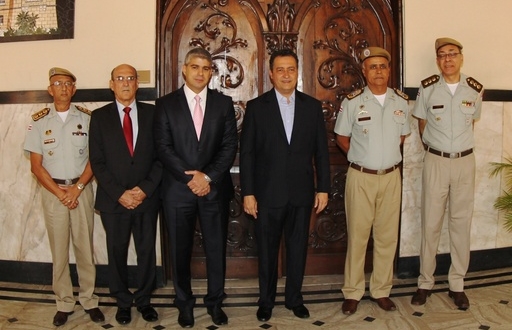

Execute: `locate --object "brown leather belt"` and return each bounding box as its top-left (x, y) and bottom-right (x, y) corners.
top-left (53, 178), bottom-right (79, 185)
top-left (426, 146), bottom-right (473, 159)
top-left (349, 163), bottom-right (398, 175)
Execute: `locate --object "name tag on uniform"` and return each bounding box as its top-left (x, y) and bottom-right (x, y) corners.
top-left (72, 131), bottom-right (88, 136)
top-left (358, 116), bottom-right (371, 122)
top-left (432, 105), bottom-right (444, 109)
top-left (44, 138), bottom-right (55, 144)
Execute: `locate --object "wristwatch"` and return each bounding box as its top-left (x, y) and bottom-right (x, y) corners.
top-left (204, 174), bottom-right (212, 183)
top-left (76, 182), bottom-right (85, 190)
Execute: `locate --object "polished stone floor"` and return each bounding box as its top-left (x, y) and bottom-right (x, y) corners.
top-left (2, 268), bottom-right (512, 329)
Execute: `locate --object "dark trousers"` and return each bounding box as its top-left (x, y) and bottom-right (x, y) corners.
top-left (101, 210), bottom-right (158, 308)
top-left (255, 204), bottom-right (312, 309)
top-left (164, 198), bottom-right (229, 311)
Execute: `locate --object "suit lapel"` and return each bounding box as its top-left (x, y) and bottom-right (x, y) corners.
top-left (176, 87), bottom-right (199, 142)
top-left (266, 90), bottom-right (289, 143)
top-left (289, 91), bottom-right (305, 146)
top-left (108, 103), bottom-right (130, 154)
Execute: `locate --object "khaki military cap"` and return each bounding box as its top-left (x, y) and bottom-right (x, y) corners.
top-left (360, 47), bottom-right (391, 62)
top-left (48, 67), bottom-right (76, 81)
top-left (435, 37), bottom-right (463, 52)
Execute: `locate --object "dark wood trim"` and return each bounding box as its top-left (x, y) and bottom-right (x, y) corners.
top-left (0, 260), bottom-right (166, 288)
top-left (1, 246), bottom-right (511, 285)
top-left (396, 247), bottom-right (512, 279)
top-left (0, 88), bottom-right (157, 104)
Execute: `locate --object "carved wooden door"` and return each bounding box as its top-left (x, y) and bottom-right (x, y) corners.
top-left (158, 0), bottom-right (401, 279)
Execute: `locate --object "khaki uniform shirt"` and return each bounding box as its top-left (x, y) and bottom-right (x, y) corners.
top-left (334, 87), bottom-right (410, 170)
top-left (24, 104), bottom-right (90, 180)
top-left (413, 73), bottom-right (483, 152)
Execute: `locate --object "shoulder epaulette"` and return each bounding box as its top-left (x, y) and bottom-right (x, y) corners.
top-left (466, 77), bottom-right (483, 93)
top-left (31, 107), bottom-right (50, 121)
top-left (75, 105), bottom-right (92, 115)
top-left (346, 89), bottom-right (363, 100)
top-left (394, 88), bottom-right (409, 100)
top-left (421, 74), bottom-right (440, 88)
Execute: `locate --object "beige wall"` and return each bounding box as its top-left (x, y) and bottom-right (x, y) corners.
top-left (1, 0), bottom-right (510, 91)
top-left (404, 0), bottom-right (512, 89)
top-left (0, 0), bottom-right (156, 91)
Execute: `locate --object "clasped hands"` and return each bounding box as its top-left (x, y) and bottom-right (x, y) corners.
top-left (118, 186), bottom-right (146, 210)
top-left (185, 170), bottom-right (210, 197)
top-left (58, 185), bottom-right (80, 210)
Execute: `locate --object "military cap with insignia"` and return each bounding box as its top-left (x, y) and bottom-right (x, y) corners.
top-left (435, 37), bottom-right (463, 52)
top-left (49, 67), bottom-right (76, 82)
top-left (360, 47), bottom-right (391, 63)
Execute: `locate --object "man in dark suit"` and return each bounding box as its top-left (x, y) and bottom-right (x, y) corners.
top-left (240, 49), bottom-right (331, 322)
top-left (89, 64), bottom-right (162, 325)
top-left (154, 48), bottom-right (238, 328)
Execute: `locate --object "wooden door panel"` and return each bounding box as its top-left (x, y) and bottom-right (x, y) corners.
top-left (158, 0), bottom-right (399, 280)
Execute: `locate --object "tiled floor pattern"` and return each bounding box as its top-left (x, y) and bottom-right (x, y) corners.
top-left (1, 268), bottom-right (512, 329)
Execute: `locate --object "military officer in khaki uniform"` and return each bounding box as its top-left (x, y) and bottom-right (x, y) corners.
top-left (411, 38), bottom-right (483, 310)
top-left (23, 68), bottom-right (104, 326)
top-left (334, 47), bottom-right (410, 315)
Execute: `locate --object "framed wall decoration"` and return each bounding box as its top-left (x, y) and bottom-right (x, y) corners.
top-left (0, 0), bottom-right (74, 43)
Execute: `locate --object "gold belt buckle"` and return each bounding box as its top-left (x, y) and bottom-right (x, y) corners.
top-left (64, 179), bottom-right (73, 185)
top-left (377, 169), bottom-right (386, 175)
top-left (449, 152), bottom-right (458, 159)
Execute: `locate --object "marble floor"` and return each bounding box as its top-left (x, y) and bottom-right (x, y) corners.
top-left (2, 268), bottom-right (512, 330)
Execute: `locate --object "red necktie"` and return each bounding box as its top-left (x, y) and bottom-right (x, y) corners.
top-left (193, 95), bottom-right (203, 139)
top-left (123, 107), bottom-right (134, 156)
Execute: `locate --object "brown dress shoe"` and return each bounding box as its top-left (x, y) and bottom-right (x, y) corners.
top-left (52, 311), bottom-right (73, 326)
top-left (373, 297), bottom-right (397, 311)
top-left (85, 307), bottom-right (105, 323)
top-left (448, 290), bottom-right (470, 309)
top-left (411, 289), bottom-right (431, 305)
top-left (342, 299), bottom-right (359, 315)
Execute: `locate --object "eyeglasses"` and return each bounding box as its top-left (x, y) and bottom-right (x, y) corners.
top-left (367, 64), bottom-right (389, 71)
top-left (50, 81), bottom-right (75, 88)
top-left (437, 53), bottom-right (461, 60)
top-left (113, 76), bottom-right (137, 82)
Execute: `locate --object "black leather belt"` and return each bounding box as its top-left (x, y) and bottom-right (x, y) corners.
top-left (53, 178), bottom-right (79, 185)
top-left (349, 163), bottom-right (398, 175)
top-left (426, 146), bottom-right (473, 159)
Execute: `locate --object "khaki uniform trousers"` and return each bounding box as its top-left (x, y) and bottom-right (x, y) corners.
top-left (41, 184), bottom-right (99, 312)
top-left (418, 152), bottom-right (475, 292)
top-left (342, 167), bottom-right (401, 300)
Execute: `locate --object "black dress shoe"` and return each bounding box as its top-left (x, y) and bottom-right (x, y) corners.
top-left (207, 305), bottom-right (228, 325)
top-left (288, 304), bottom-right (310, 319)
top-left (256, 306), bottom-right (272, 322)
top-left (53, 311), bottom-right (73, 326)
top-left (178, 308), bottom-right (194, 328)
top-left (85, 307), bottom-right (105, 322)
top-left (137, 305), bottom-right (158, 322)
top-left (115, 307), bottom-right (132, 325)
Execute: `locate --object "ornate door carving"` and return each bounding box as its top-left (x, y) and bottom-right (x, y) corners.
top-left (158, 0), bottom-right (401, 279)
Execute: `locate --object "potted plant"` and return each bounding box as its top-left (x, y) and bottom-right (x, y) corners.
top-left (490, 157), bottom-right (512, 231)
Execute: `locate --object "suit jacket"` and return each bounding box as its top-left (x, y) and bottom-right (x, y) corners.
top-left (89, 101), bottom-right (162, 213)
top-left (154, 86), bottom-right (238, 203)
top-left (240, 89), bottom-right (330, 208)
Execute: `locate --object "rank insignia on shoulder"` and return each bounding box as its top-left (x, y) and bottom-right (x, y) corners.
top-left (394, 88), bottom-right (409, 100)
top-left (466, 77), bottom-right (483, 93)
top-left (421, 75), bottom-right (440, 88)
top-left (75, 105), bottom-right (92, 115)
top-left (31, 107), bottom-right (50, 121)
top-left (346, 89), bottom-right (363, 100)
